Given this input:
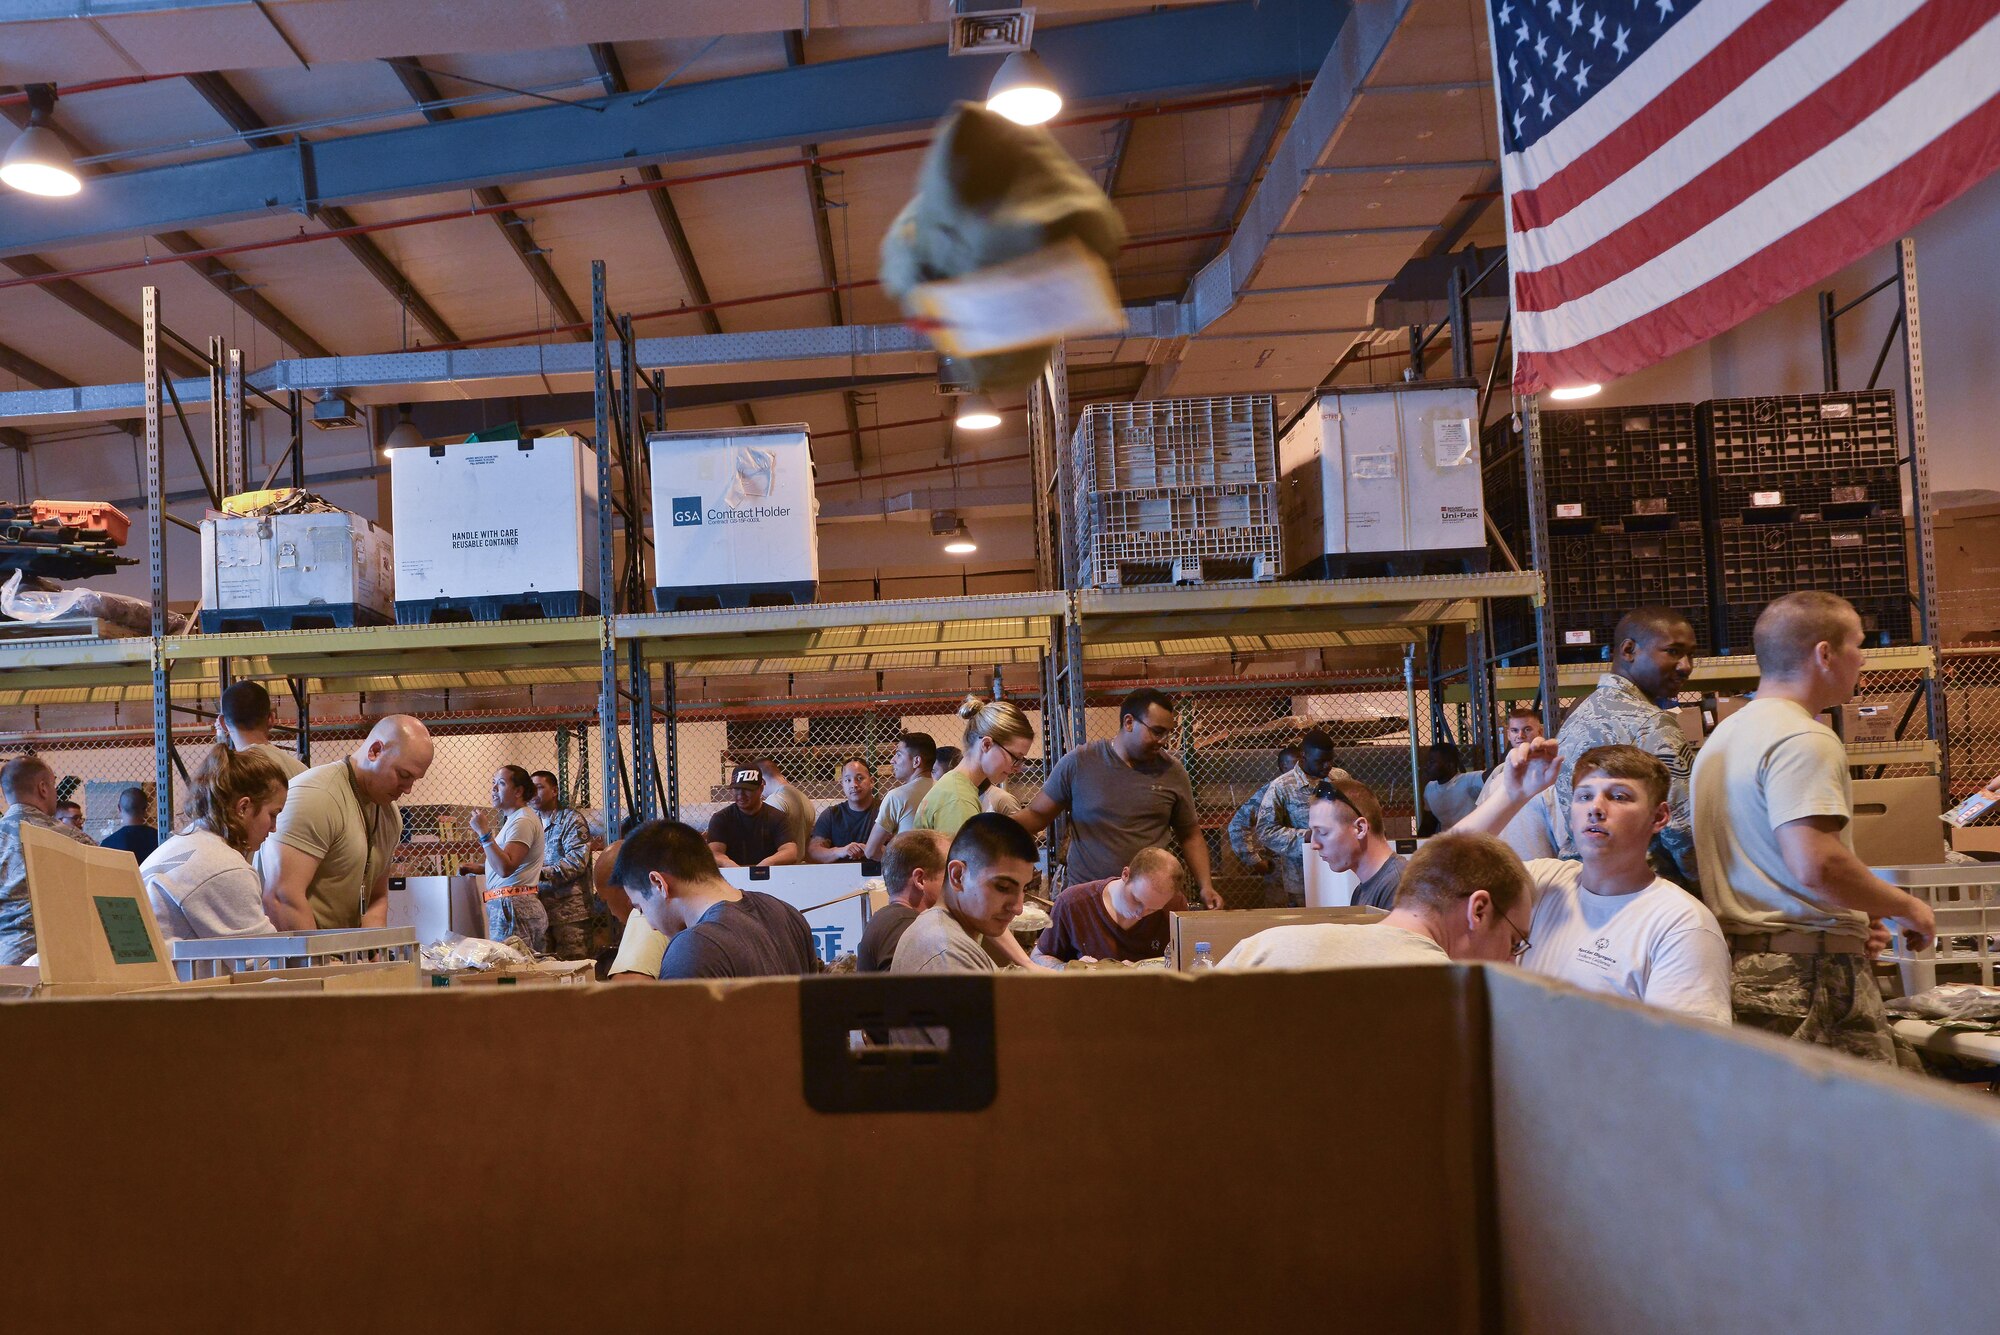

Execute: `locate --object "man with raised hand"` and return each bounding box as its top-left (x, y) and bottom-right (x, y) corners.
top-left (1461, 737), bottom-right (1731, 1023)
top-left (1549, 606), bottom-right (1701, 882)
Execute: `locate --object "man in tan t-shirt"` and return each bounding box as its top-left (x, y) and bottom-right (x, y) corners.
top-left (262, 715), bottom-right (433, 930)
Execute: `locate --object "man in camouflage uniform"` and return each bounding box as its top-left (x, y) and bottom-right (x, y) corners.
top-left (1228, 746), bottom-right (1297, 907)
top-left (530, 770), bottom-right (593, 960)
top-left (0, 754), bottom-right (99, 964)
top-left (1250, 729), bottom-right (1354, 907)
top-left (1551, 606), bottom-right (1700, 883)
top-left (1692, 592), bottom-right (1937, 1064)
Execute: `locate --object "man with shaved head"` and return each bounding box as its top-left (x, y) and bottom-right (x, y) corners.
top-left (262, 714), bottom-right (434, 930)
top-left (1548, 605), bottom-right (1701, 883)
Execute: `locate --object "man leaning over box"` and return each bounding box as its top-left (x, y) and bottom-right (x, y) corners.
top-left (1691, 592), bottom-right (1935, 1064)
top-left (263, 715), bottom-right (432, 931)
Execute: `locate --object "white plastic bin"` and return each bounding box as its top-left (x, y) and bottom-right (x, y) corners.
top-left (1871, 865), bottom-right (1999, 991)
top-left (648, 424), bottom-right (818, 609)
top-left (1279, 381), bottom-right (1486, 577)
top-left (389, 436), bottom-right (600, 618)
top-left (169, 926), bottom-right (419, 981)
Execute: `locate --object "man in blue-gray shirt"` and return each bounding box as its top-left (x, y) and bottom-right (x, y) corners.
top-left (609, 818), bottom-right (819, 980)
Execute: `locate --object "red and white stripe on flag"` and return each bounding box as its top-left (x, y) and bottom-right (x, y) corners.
top-left (1487, 0), bottom-right (2000, 394)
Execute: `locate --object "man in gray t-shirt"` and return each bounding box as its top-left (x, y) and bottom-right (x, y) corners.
top-left (1016, 687), bottom-right (1216, 906)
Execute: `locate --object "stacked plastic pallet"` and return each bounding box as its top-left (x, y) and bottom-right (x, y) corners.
top-left (1699, 390), bottom-right (1910, 653)
top-left (1498, 402), bottom-right (1710, 660)
top-left (1071, 396), bottom-right (1280, 588)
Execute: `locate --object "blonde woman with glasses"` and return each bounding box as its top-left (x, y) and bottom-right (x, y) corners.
top-left (913, 696), bottom-right (1035, 838)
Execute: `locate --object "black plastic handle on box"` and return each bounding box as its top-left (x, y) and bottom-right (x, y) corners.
top-left (798, 975), bottom-right (997, 1115)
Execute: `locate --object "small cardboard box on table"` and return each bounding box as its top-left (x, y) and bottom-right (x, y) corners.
top-left (0, 966), bottom-right (1993, 1330)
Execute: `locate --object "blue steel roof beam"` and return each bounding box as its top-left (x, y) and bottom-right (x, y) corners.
top-left (183, 70), bottom-right (459, 348)
top-left (0, 0), bottom-right (1341, 257)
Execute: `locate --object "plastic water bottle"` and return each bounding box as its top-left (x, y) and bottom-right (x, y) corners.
top-left (1190, 941), bottom-right (1215, 971)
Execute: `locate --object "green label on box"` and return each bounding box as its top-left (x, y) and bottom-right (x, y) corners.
top-left (93, 895), bottom-right (157, 965)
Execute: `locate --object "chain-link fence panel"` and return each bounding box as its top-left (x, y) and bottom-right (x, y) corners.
top-left (1943, 649), bottom-right (2000, 800)
top-left (1, 724), bottom-right (165, 844)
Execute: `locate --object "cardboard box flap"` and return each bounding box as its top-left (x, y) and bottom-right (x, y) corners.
top-left (22, 821), bottom-right (175, 988)
top-left (1486, 967), bottom-right (2000, 1334)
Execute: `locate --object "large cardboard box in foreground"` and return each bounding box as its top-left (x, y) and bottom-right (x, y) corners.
top-left (6, 968), bottom-right (1993, 1331)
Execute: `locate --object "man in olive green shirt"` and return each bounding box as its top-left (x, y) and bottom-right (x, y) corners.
top-left (262, 715), bottom-right (433, 930)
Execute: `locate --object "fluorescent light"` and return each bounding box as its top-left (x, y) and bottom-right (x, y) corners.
top-left (1548, 383), bottom-right (1602, 401)
top-left (955, 394), bottom-right (1002, 430)
top-left (1, 124), bottom-right (79, 197)
top-left (986, 50), bottom-right (1062, 126)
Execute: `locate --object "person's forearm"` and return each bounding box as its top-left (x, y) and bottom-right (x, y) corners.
top-left (361, 876), bottom-right (389, 928)
top-left (1453, 783), bottom-right (1532, 838)
top-left (1801, 847), bottom-right (1922, 920)
top-left (1181, 831), bottom-right (1214, 891)
top-left (807, 838), bottom-right (843, 864)
top-left (266, 884), bottom-right (315, 931)
top-left (1030, 946), bottom-right (1064, 970)
top-left (759, 841), bottom-right (801, 867)
top-left (1012, 806), bottom-right (1052, 835)
top-left (863, 824), bottom-right (891, 861)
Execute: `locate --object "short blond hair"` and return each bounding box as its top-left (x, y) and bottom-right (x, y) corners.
top-left (1754, 591), bottom-right (1861, 678)
top-left (1398, 831), bottom-right (1530, 915)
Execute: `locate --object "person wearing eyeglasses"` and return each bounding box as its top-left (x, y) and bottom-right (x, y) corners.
top-left (914, 697), bottom-right (1037, 837)
top-left (1456, 737), bottom-right (1732, 1024)
top-left (1014, 687), bottom-right (1218, 909)
top-left (1220, 831), bottom-right (1533, 969)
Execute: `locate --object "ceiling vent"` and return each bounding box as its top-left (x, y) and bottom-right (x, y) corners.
top-left (310, 392), bottom-right (360, 430)
top-left (949, 8), bottom-right (1035, 56)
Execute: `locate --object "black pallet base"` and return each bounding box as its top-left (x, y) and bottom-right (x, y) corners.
top-left (655, 581), bottom-right (817, 612)
top-left (1289, 547), bottom-right (1489, 581)
top-left (202, 603), bottom-right (392, 634)
top-left (1717, 600), bottom-right (1912, 657)
top-left (395, 590), bottom-right (599, 625)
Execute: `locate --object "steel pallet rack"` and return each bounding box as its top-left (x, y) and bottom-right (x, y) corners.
top-left (0, 259), bottom-right (1546, 846)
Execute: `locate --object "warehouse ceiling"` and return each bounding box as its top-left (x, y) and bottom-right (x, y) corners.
top-left (0, 0), bottom-right (1503, 504)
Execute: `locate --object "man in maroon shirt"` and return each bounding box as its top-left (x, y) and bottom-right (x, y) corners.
top-left (1031, 847), bottom-right (1187, 965)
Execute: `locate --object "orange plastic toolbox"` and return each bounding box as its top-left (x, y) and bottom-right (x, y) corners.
top-left (30, 500), bottom-right (131, 546)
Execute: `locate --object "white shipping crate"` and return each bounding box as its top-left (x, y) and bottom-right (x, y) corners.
top-left (199, 511), bottom-right (393, 615)
top-left (649, 424), bottom-right (818, 609)
top-left (389, 436), bottom-right (600, 607)
top-left (1279, 382), bottom-right (1485, 573)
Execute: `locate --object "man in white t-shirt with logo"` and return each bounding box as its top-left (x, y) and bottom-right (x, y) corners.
top-left (1459, 736), bottom-right (1732, 1024)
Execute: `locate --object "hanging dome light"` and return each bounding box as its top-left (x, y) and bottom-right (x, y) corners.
top-left (986, 50), bottom-right (1062, 126)
top-left (380, 403), bottom-right (423, 459)
top-left (1, 86), bottom-right (81, 198)
top-left (943, 520), bottom-right (978, 556)
top-left (955, 394), bottom-right (1002, 430)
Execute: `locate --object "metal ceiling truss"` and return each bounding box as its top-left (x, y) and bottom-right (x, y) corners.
top-left (0, 0), bottom-right (1343, 257)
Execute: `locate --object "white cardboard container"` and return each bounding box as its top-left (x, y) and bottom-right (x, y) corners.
top-left (200, 511), bottom-right (393, 617)
top-left (1279, 381), bottom-right (1485, 572)
top-left (649, 424), bottom-right (818, 609)
top-left (389, 436), bottom-right (600, 606)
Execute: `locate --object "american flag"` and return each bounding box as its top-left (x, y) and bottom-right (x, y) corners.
top-left (1487, 0), bottom-right (2000, 394)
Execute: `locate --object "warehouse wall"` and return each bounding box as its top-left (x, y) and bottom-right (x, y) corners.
top-left (1583, 164), bottom-right (2000, 495)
